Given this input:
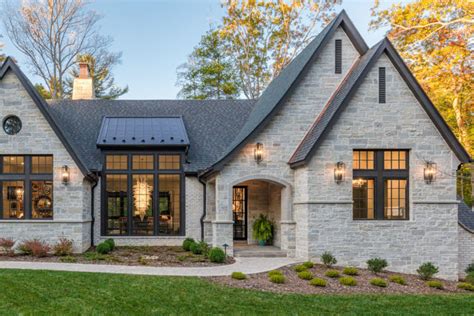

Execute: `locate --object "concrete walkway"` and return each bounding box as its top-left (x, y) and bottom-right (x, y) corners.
top-left (0, 257), bottom-right (299, 277)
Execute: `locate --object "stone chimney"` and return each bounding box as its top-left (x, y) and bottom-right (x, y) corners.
top-left (72, 62), bottom-right (95, 100)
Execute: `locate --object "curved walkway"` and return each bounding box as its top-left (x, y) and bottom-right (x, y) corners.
top-left (0, 257), bottom-right (299, 277)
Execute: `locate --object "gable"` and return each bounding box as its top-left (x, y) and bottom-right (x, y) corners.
top-left (200, 10), bottom-right (369, 177)
top-left (289, 39), bottom-right (471, 167)
top-left (0, 58), bottom-right (92, 178)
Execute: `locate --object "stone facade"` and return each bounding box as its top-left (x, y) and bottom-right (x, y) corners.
top-left (301, 54), bottom-right (461, 280)
top-left (459, 225), bottom-right (474, 277)
top-left (207, 27), bottom-right (359, 255)
top-left (0, 70), bottom-right (92, 252)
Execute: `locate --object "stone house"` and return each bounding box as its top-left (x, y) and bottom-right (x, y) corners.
top-left (0, 11), bottom-right (472, 280)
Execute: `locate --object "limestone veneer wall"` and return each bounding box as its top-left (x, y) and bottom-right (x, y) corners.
top-left (302, 53), bottom-right (461, 280)
top-left (458, 225), bottom-right (474, 278)
top-left (0, 70), bottom-right (92, 252)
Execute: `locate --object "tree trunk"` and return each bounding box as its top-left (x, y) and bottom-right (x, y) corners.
top-left (452, 96), bottom-right (471, 154)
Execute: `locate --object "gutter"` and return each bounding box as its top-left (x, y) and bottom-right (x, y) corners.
top-left (198, 177), bottom-right (207, 241)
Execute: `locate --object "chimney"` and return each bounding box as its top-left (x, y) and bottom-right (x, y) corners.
top-left (72, 62), bottom-right (95, 100)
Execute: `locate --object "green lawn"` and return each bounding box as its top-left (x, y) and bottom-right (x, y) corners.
top-left (0, 269), bottom-right (472, 315)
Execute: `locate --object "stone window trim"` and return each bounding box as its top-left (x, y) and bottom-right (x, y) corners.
top-left (352, 150), bottom-right (409, 221)
top-left (101, 151), bottom-right (185, 237)
top-left (0, 155), bottom-right (54, 220)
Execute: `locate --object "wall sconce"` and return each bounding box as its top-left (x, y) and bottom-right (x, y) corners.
top-left (254, 142), bottom-right (263, 164)
top-left (424, 161), bottom-right (436, 184)
top-left (334, 161), bottom-right (345, 184)
top-left (62, 165), bottom-right (70, 185)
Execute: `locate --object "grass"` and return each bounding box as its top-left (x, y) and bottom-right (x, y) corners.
top-left (0, 269), bottom-right (473, 315)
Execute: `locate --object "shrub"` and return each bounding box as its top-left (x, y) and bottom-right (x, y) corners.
top-left (268, 270), bottom-right (283, 277)
top-left (302, 261), bottom-right (314, 269)
top-left (321, 251), bottom-right (337, 267)
top-left (96, 242), bottom-right (111, 255)
top-left (297, 271), bottom-right (313, 280)
top-left (252, 214), bottom-right (273, 245)
top-left (199, 241), bottom-right (210, 257)
top-left (190, 242), bottom-right (203, 255)
top-left (339, 276), bottom-right (357, 286)
top-left (388, 275), bottom-right (407, 285)
top-left (370, 278), bottom-right (387, 287)
top-left (59, 256), bottom-right (77, 263)
top-left (325, 269), bottom-right (340, 278)
top-left (458, 282), bottom-right (474, 291)
top-left (293, 265), bottom-right (307, 273)
top-left (182, 238), bottom-right (195, 251)
top-left (53, 238), bottom-right (73, 256)
top-left (465, 263), bottom-right (474, 274)
top-left (417, 262), bottom-right (439, 280)
top-left (105, 239), bottom-right (115, 251)
top-left (208, 247), bottom-right (225, 263)
top-left (231, 272), bottom-right (247, 280)
top-left (19, 239), bottom-right (50, 257)
top-left (342, 267), bottom-right (359, 276)
top-left (269, 274), bottom-right (285, 284)
top-left (367, 258), bottom-right (388, 274)
top-left (309, 278), bottom-right (327, 287)
top-left (465, 272), bottom-right (474, 285)
top-left (426, 280), bottom-right (443, 289)
top-left (0, 238), bottom-right (15, 256)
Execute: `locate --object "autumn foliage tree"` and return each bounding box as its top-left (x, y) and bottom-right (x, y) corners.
top-left (370, 0), bottom-right (473, 155)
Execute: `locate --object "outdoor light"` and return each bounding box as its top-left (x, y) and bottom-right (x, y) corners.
top-left (424, 161), bottom-right (437, 184)
top-left (334, 162), bottom-right (345, 184)
top-left (61, 165), bottom-right (70, 185)
top-left (222, 243), bottom-right (229, 257)
top-left (254, 142), bottom-right (263, 163)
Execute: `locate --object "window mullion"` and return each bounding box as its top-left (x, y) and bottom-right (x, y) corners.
top-left (375, 151), bottom-right (384, 220)
top-left (24, 156), bottom-right (32, 219)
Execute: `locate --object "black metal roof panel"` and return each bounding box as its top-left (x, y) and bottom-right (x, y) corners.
top-left (97, 116), bottom-right (189, 147)
top-left (459, 200), bottom-right (474, 233)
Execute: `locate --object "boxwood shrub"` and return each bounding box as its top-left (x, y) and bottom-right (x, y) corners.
top-left (104, 238), bottom-right (115, 251)
top-left (96, 242), bottom-right (111, 255)
top-left (182, 238), bottom-right (195, 251)
top-left (208, 247), bottom-right (225, 263)
top-left (190, 242), bottom-right (203, 255)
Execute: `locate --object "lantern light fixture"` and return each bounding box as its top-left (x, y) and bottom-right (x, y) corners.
top-left (61, 165), bottom-right (70, 185)
top-left (254, 142), bottom-right (263, 164)
top-left (334, 161), bottom-right (345, 184)
top-left (424, 161), bottom-right (436, 184)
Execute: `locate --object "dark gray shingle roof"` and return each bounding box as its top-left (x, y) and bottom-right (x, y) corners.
top-left (48, 99), bottom-right (255, 172)
top-left (97, 116), bottom-right (190, 147)
top-left (459, 200), bottom-right (474, 233)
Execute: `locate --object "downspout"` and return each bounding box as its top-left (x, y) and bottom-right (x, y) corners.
top-left (199, 177), bottom-right (207, 241)
top-left (89, 172), bottom-right (99, 249)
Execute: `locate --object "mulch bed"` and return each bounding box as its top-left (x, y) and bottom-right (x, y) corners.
top-left (210, 263), bottom-right (473, 294)
top-left (0, 246), bottom-right (234, 267)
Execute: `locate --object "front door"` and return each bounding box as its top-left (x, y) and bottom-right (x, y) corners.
top-left (232, 186), bottom-right (247, 240)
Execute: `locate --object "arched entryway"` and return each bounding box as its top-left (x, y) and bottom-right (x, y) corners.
top-left (228, 175), bottom-right (294, 256)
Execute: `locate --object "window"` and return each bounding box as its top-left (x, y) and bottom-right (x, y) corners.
top-left (0, 155), bottom-right (53, 219)
top-left (379, 67), bottom-right (386, 103)
top-left (352, 150), bottom-right (408, 220)
top-left (335, 39), bottom-right (342, 74)
top-left (103, 153), bottom-right (183, 236)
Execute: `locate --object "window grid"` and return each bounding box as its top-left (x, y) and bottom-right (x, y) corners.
top-left (384, 179), bottom-right (407, 219)
top-left (352, 179), bottom-right (374, 219)
top-left (106, 155), bottom-right (128, 170)
top-left (384, 151), bottom-right (407, 170)
top-left (32, 156), bottom-right (53, 174)
top-left (353, 151), bottom-right (375, 170)
top-left (132, 155), bottom-right (154, 170)
top-left (3, 156), bottom-right (24, 174)
top-left (159, 155), bottom-right (181, 170)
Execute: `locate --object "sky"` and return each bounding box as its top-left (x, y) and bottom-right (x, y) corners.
top-left (0, 0), bottom-right (402, 100)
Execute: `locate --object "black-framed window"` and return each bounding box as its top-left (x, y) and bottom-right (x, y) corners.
top-left (352, 150), bottom-right (409, 220)
top-left (102, 152), bottom-right (184, 236)
top-left (0, 155), bottom-right (53, 220)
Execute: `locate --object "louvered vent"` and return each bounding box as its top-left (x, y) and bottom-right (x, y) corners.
top-left (335, 39), bottom-right (342, 74)
top-left (379, 67), bottom-right (386, 103)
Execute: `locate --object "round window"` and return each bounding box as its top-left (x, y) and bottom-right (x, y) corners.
top-left (3, 115), bottom-right (22, 135)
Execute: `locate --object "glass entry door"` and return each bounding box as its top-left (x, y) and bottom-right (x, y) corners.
top-left (232, 186), bottom-right (247, 240)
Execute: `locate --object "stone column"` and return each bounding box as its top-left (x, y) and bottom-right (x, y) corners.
top-left (280, 186), bottom-right (296, 257)
top-left (203, 181), bottom-right (216, 244)
top-left (211, 176), bottom-right (234, 255)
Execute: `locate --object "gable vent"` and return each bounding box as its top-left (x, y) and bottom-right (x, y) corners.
top-left (335, 39), bottom-right (342, 74)
top-left (379, 67), bottom-right (386, 103)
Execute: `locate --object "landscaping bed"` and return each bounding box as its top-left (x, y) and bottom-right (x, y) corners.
top-left (0, 237), bottom-right (234, 267)
top-left (211, 263), bottom-right (474, 295)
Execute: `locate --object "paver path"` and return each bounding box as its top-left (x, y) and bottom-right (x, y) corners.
top-left (0, 257), bottom-right (299, 276)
